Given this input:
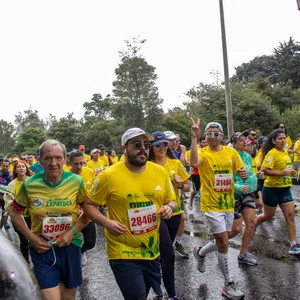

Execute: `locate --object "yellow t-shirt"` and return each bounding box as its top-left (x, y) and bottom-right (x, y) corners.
top-left (185, 150), bottom-right (191, 166)
top-left (110, 156), bottom-right (119, 165)
top-left (251, 157), bottom-right (257, 175)
top-left (162, 158), bottom-right (190, 215)
top-left (293, 140), bottom-right (300, 162)
top-left (4, 178), bottom-right (23, 216)
top-left (198, 146), bottom-right (245, 212)
top-left (13, 171), bottom-right (87, 247)
top-left (262, 148), bottom-right (293, 188)
top-left (87, 159), bottom-right (104, 175)
top-left (83, 153), bottom-right (90, 164)
top-left (88, 161), bottom-right (176, 260)
top-left (80, 167), bottom-right (94, 192)
top-left (286, 135), bottom-right (292, 150)
top-left (255, 149), bottom-right (263, 171)
top-left (99, 154), bottom-right (109, 168)
top-left (63, 164), bottom-right (71, 172)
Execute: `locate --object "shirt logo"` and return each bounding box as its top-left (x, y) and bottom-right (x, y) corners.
top-left (155, 185), bottom-right (162, 191)
top-left (33, 198), bottom-right (44, 208)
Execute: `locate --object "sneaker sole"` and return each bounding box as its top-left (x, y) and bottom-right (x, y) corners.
top-left (175, 249), bottom-right (189, 258)
top-left (221, 288), bottom-right (245, 300)
top-left (289, 251), bottom-right (300, 255)
top-left (238, 260), bottom-right (258, 266)
top-left (193, 248), bottom-right (205, 273)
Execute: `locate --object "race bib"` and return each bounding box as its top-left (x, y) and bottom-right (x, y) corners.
top-left (214, 174), bottom-right (232, 192)
top-left (128, 205), bottom-right (157, 235)
top-left (42, 216), bottom-right (72, 241)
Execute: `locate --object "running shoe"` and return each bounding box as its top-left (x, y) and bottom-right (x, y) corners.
top-left (152, 294), bottom-right (163, 300)
top-left (4, 223), bottom-right (10, 230)
top-left (289, 242), bottom-right (300, 255)
top-left (82, 253), bottom-right (87, 266)
top-left (193, 246), bottom-right (206, 273)
top-left (174, 242), bottom-right (189, 258)
top-left (221, 282), bottom-right (244, 300)
top-left (238, 253), bottom-right (258, 266)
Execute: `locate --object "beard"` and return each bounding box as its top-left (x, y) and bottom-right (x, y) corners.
top-left (127, 150), bottom-right (148, 167)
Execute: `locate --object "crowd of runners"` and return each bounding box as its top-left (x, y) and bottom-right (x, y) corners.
top-left (0, 119), bottom-right (300, 300)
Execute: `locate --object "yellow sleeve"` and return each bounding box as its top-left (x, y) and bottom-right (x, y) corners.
top-left (88, 172), bottom-right (109, 206)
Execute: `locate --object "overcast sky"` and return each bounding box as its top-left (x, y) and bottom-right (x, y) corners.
top-left (1, 0), bottom-right (299, 124)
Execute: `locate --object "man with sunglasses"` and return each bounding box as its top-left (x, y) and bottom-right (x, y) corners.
top-left (83, 127), bottom-right (176, 300)
top-left (190, 120), bottom-right (248, 300)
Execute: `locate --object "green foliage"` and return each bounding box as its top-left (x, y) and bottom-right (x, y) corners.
top-left (83, 94), bottom-right (113, 121)
top-left (14, 107), bottom-right (45, 135)
top-left (47, 113), bottom-right (84, 151)
top-left (13, 127), bottom-right (45, 155)
top-left (161, 107), bottom-right (191, 147)
top-left (0, 120), bottom-right (16, 155)
top-left (112, 38), bottom-right (164, 130)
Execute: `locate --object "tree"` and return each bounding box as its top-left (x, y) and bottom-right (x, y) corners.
top-left (47, 113), bottom-right (84, 151)
top-left (83, 94), bottom-right (113, 121)
top-left (161, 107), bottom-right (191, 147)
top-left (0, 120), bottom-right (15, 155)
top-left (13, 127), bottom-right (45, 155)
top-left (112, 38), bottom-right (164, 130)
top-left (14, 107), bottom-right (45, 134)
top-left (274, 37), bottom-right (300, 89)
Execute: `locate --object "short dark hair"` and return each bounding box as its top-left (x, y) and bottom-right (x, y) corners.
top-left (69, 150), bottom-right (83, 162)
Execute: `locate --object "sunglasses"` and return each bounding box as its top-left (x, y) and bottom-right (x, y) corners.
top-left (206, 132), bottom-right (221, 137)
top-left (250, 133), bottom-right (256, 136)
top-left (154, 142), bottom-right (169, 148)
top-left (279, 126), bottom-right (285, 129)
top-left (131, 141), bottom-right (151, 149)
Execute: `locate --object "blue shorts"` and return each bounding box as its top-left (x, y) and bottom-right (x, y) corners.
top-left (109, 259), bottom-right (161, 300)
top-left (30, 244), bottom-right (82, 289)
top-left (262, 186), bottom-right (293, 207)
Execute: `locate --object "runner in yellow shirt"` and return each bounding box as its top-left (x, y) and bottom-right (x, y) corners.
top-left (256, 129), bottom-right (300, 255)
top-left (191, 120), bottom-right (247, 300)
top-left (83, 128), bottom-right (176, 300)
top-left (149, 131), bottom-right (190, 299)
top-left (87, 149), bottom-right (104, 176)
top-left (69, 149), bottom-right (95, 266)
top-left (78, 144), bottom-right (90, 164)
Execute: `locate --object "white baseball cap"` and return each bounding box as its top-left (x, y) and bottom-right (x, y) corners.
top-left (121, 128), bottom-right (154, 145)
top-left (163, 131), bottom-right (177, 140)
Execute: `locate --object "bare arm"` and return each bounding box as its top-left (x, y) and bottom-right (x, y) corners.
top-left (190, 117), bottom-right (201, 168)
top-left (261, 166), bottom-right (292, 176)
top-left (83, 198), bottom-right (127, 236)
top-left (158, 200), bottom-right (177, 220)
top-left (11, 208), bottom-right (51, 252)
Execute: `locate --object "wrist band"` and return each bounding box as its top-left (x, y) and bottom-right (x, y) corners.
top-left (70, 226), bottom-right (78, 236)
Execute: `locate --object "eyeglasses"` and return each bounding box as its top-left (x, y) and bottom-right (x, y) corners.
top-left (131, 141), bottom-right (151, 149)
top-left (154, 142), bottom-right (169, 148)
top-left (206, 132), bottom-right (221, 137)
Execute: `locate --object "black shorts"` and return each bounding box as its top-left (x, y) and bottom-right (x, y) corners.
top-left (234, 193), bottom-right (256, 219)
top-left (191, 174), bottom-right (200, 192)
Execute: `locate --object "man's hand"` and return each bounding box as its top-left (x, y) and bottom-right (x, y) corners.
top-left (55, 230), bottom-right (74, 247)
top-left (105, 220), bottom-right (127, 236)
top-left (29, 234), bottom-right (52, 253)
top-left (158, 205), bottom-right (173, 220)
top-left (191, 117), bottom-right (201, 139)
top-left (173, 174), bottom-right (183, 188)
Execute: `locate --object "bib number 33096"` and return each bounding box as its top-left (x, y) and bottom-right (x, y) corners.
top-left (128, 205), bottom-right (157, 235)
top-left (42, 216), bottom-right (72, 240)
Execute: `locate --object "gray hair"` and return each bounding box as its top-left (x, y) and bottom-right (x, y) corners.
top-left (39, 139), bottom-right (67, 160)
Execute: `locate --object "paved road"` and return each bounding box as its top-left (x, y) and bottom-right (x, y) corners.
top-left (2, 185), bottom-right (300, 299)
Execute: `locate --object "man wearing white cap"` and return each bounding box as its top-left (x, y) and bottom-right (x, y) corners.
top-left (83, 127), bottom-right (176, 300)
top-left (190, 119), bottom-right (248, 300)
